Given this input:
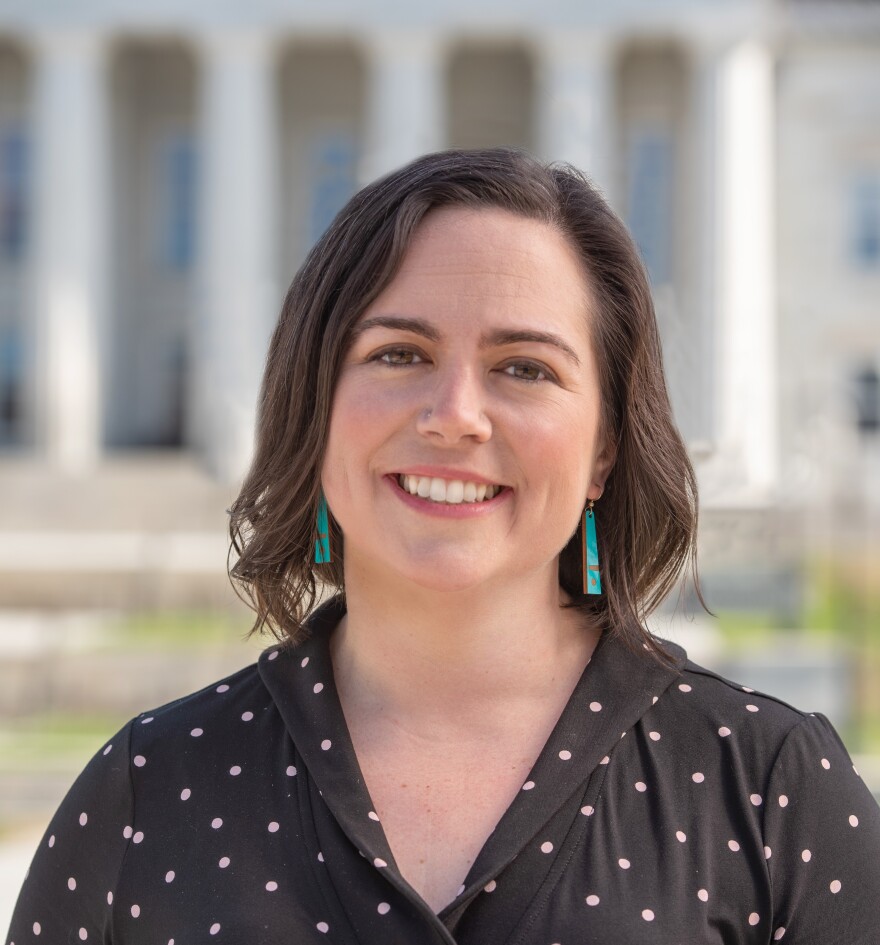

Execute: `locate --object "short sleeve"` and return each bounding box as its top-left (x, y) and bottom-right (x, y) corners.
top-left (6, 719), bottom-right (135, 944)
top-left (763, 712), bottom-right (880, 943)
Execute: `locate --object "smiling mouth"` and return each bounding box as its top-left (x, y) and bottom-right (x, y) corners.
top-left (395, 473), bottom-right (507, 505)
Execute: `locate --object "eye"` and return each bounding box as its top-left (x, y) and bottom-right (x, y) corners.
top-left (501, 361), bottom-right (553, 383)
top-left (369, 347), bottom-right (426, 367)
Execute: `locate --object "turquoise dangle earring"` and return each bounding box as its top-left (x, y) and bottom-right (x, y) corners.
top-left (582, 498), bottom-right (601, 595)
top-left (314, 491), bottom-right (331, 564)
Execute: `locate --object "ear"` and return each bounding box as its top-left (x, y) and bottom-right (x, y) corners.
top-left (591, 434), bottom-right (617, 496)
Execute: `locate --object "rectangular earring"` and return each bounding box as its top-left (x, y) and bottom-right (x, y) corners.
top-left (314, 491), bottom-right (331, 564)
top-left (582, 501), bottom-right (601, 595)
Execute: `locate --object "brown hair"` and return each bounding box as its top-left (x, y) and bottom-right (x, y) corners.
top-left (228, 147), bottom-right (708, 661)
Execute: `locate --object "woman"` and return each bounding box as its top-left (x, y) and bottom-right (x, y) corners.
top-left (8, 149), bottom-right (880, 943)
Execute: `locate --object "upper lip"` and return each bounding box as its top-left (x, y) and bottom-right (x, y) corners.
top-left (391, 466), bottom-right (507, 487)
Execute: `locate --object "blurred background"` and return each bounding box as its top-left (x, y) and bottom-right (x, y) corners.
top-left (1, 0), bottom-right (880, 926)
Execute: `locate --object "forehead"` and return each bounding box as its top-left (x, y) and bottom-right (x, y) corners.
top-left (360, 206), bottom-right (594, 341)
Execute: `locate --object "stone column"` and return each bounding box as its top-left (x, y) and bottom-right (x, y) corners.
top-left (692, 38), bottom-right (778, 501)
top-left (717, 39), bottom-right (777, 497)
top-left (361, 32), bottom-right (445, 184)
top-left (193, 31), bottom-right (279, 483)
top-left (30, 31), bottom-right (109, 473)
top-left (536, 31), bottom-right (616, 201)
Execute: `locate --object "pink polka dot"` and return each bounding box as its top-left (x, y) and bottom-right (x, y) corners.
top-left (742, 686), bottom-right (754, 693)
top-left (849, 814), bottom-right (859, 827)
top-left (764, 846), bottom-right (772, 859)
top-left (581, 805), bottom-right (594, 816)
top-left (635, 781), bottom-right (647, 792)
top-left (191, 728), bottom-right (203, 738)
top-left (377, 902), bottom-right (391, 915)
top-left (698, 889), bottom-right (708, 902)
top-left (320, 739), bottom-right (331, 751)
top-left (123, 826), bottom-right (133, 839)
top-left (133, 755), bottom-right (146, 767)
top-left (131, 905), bottom-right (140, 918)
top-left (750, 794), bottom-right (763, 806)
top-left (211, 818), bottom-right (223, 829)
top-left (692, 772), bottom-right (705, 783)
top-left (586, 894), bottom-right (600, 906)
top-left (678, 684), bottom-right (692, 693)
top-left (778, 795), bottom-right (789, 807)
top-left (830, 880), bottom-right (841, 894)
top-left (229, 766), bottom-right (241, 776)
top-left (642, 909), bottom-right (655, 921)
top-left (317, 852), bottom-right (324, 862)
top-left (241, 711), bottom-right (253, 721)
top-left (209, 922), bottom-right (221, 935)
top-left (68, 877), bottom-right (76, 890)
top-left (801, 849), bottom-right (811, 862)
top-left (746, 704), bottom-right (759, 713)
top-left (522, 781), bottom-right (535, 791)
top-left (165, 871), bottom-right (175, 883)
top-left (652, 696), bottom-right (658, 704)
top-left (48, 835), bottom-right (55, 847)
top-left (728, 840), bottom-right (740, 852)
top-left (618, 858), bottom-right (631, 869)
top-left (33, 922), bottom-right (41, 935)
top-left (133, 831), bottom-right (144, 844)
top-left (141, 717), bottom-right (154, 725)
top-left (219, 856), bottom-right (230, 868)
top-left (180, 788), bottom-right (191, 801)
top-left (268, 821), bottom-right (280, 833)
top-left (301, 657), bottom-right (309, 667)
top-left (266, 881), bottom-right (278, 891)
top-left (718, 726), bottom-right (731, 737)
top-left (540, 841), bottom-right (554, 854)
top-left (103, 744), bottom-right (113, 755)
top-left (484, 880), bottom-right (497, 893)
top-left (374, 857), bottom-right (387, 868)
top-left (216, 684), bottom-right (230, 693)
top-left (600, 755), bottom-right (610, 765)
top-left (106, 892), bottom-right (113, 904)
top-left (649, 731), bottom-right (661, 741)
top-left (559, 749), bottom-right (572, 760)
top-left (749, 912), bottom-right (760, 925)
top-left (268, 651), bottom-right (279, 661)
top-left (286, 766), bottom-right (296, 777)
top-left (676, 831), bottom-right (687, 842)
top-left (316, 922), bottom-right (329, 933)
top-left (78, 929), bottom-right (87, 941)
top-left (368, 811), bottom-right (380, 822)
top-left (589, 701), bottom-right (602, 712)
top-left (79, 812), bottom-right (88, 826)
top-left (313, 683), bottom-right (324, 694)
top-left (773, 928), bottom-right (786, 940)
top-left (821, 758), bottom-right (831, 770)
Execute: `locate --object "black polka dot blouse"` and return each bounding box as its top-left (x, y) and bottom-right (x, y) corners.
top-left (8, 595), bottom-right (880, 943)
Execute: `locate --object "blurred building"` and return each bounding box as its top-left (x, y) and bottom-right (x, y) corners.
top-left (0, 0), bottom-right (878, 609)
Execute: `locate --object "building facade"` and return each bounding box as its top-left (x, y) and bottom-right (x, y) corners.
top-left (0, 0), bottom-right (878, 607)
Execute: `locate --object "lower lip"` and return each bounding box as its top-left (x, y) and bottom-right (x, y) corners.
top-left (385, 475), bottom-right (512, 518)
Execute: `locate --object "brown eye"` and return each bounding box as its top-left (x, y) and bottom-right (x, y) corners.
top-left (371, 348), bottom-right (425, 366)
top-left (502, 361), bottom-right (551, 383)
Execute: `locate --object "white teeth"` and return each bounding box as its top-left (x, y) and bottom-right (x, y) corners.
top-left (397, 474), bottom-right (502, 504)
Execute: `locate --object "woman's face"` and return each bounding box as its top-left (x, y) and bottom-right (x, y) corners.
top-left (322, 205), bottom-right (614, 596)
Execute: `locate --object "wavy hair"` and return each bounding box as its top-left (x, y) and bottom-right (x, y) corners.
top-left (228, 147), bottom-right (708, 661)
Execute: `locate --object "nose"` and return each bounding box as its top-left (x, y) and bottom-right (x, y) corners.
top-left (415, 365), bottom-right (492, 443)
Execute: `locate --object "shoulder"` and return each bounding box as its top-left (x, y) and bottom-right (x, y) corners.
top-left (647, 653), bottom-right (836, 776)
top-left (125, 652), bottom-right (285, 765)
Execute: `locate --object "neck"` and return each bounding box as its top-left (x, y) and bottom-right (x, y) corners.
top-left (329, 557), bottom-right (600, 736)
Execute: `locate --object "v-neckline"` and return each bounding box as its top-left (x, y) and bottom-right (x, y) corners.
top-left (258, 595), bottom-right (685, 921)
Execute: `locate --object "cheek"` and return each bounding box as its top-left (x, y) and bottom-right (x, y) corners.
top-left (323, 378), bottom-right (400, 475)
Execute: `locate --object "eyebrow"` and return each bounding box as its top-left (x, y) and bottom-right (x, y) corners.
top-left (349, 315), bottom-right (582, 368)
